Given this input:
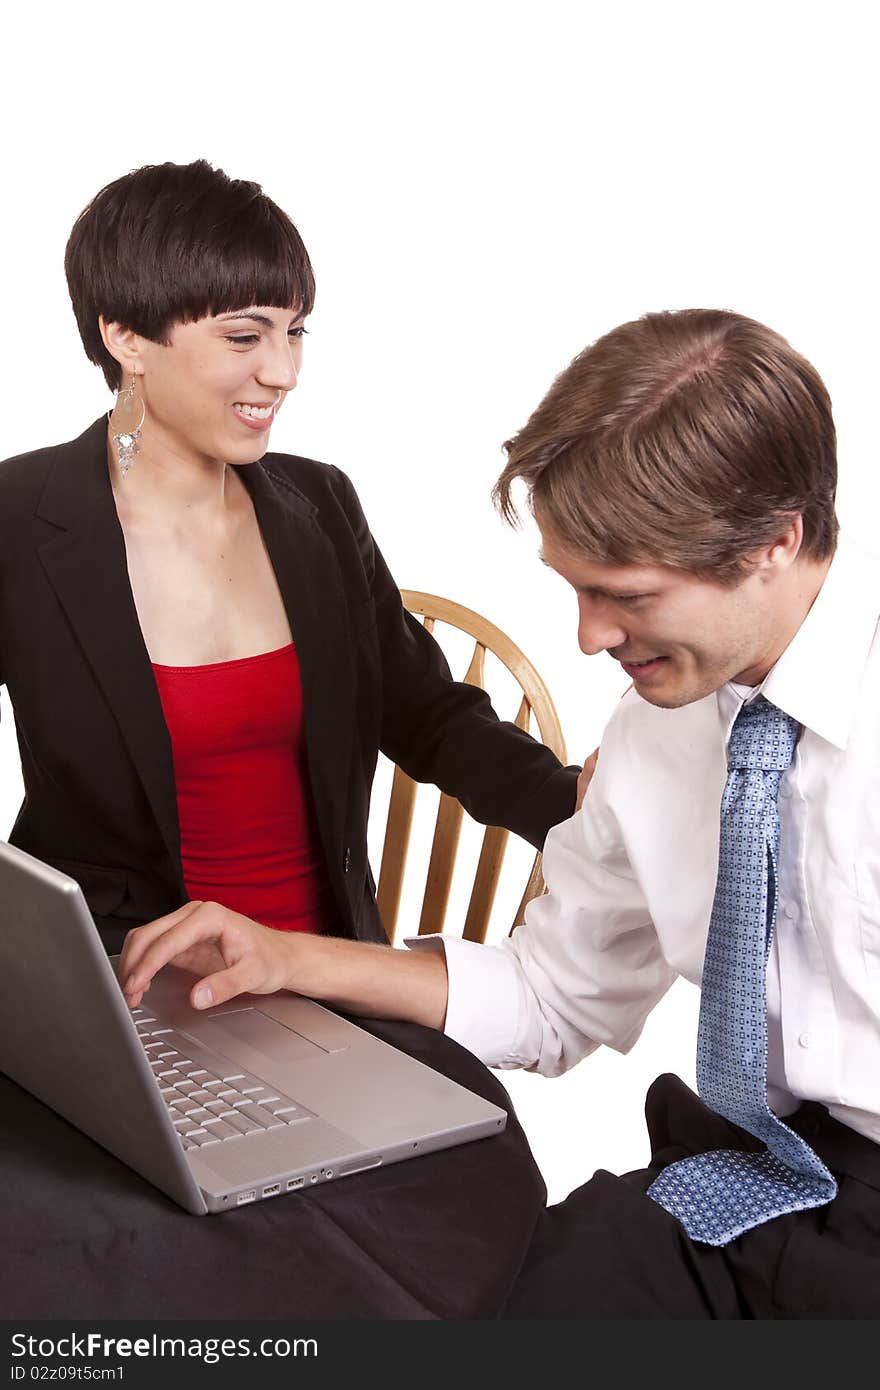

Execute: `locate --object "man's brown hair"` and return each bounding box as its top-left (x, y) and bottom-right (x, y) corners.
top-left (494, 309), bottom-right (839, 582)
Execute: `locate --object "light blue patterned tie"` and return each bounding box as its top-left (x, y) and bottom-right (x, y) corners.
top-left (647, 695), bottom-right (837, 1246)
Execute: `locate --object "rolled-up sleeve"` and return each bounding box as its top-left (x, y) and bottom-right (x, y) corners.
top-left (406, 771), bottom-right (677, 1076)
top-left (405, 933), bottom-right (525, 1064)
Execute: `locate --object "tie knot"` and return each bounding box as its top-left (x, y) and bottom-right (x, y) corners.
top-left (727, 695), bottom-right (800, 772)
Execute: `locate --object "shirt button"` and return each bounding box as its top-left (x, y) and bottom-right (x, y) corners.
top-left (798, 1031), bottom-right (812, 1048)
top-left (783, 902), bottom-right (799, 920)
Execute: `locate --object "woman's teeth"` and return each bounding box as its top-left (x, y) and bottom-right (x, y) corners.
top-left (235, 404), bottom-right (274, 419)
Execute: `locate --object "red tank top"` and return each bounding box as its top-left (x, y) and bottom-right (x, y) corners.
top-left (151, 643), bottom-right (331, 933)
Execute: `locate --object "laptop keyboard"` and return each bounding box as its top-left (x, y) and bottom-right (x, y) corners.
top-left (132, 1008), bottom-right (312, 1151)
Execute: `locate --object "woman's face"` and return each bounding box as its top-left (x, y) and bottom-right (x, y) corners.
top-left (118, 305), bottom-right (306, 468)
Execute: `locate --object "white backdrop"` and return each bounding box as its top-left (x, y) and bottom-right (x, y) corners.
top-left (0, 1), bottom-right (876, 1203)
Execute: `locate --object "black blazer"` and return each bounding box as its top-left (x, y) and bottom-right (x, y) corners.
top-left (0, 418), bottom-right (577, 952)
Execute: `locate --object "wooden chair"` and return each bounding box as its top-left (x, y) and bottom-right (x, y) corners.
top-left (376, 590), bottom-right (567, 945)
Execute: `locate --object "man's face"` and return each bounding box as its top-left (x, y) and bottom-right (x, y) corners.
top-left (539, 524), bottom-right (786, 709)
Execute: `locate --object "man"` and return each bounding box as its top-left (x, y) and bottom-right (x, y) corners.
top-left (121, 308), bottom-right (880, 1317)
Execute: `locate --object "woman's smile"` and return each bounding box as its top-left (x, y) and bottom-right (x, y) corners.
top-left (232, 399), bottom-right (281, 431)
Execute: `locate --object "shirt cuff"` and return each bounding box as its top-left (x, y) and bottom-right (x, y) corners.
top-left (404, 934), bottom-right (523, 1067)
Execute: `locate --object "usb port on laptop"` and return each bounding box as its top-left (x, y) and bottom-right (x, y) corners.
top-left (262, 1183), bottom-right (281, 1198)
top-left (287, 1176), bottom-right (305, 1191)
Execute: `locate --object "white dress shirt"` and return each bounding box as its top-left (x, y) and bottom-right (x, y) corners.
top-left (408, 537), bottom-right (880, 1145)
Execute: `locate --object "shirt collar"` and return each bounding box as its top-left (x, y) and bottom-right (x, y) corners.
top-left (716, 535), bottom-right (880, 750)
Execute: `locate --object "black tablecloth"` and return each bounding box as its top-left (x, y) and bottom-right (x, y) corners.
top-left (0, 1019), bottom-right (546, 1320)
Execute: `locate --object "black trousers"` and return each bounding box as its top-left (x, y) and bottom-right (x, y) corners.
top-left (502, 1073), bottom-right (880, 1319)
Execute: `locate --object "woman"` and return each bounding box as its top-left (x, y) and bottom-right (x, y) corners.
top-left (0, 158), bottom-right (580, 956)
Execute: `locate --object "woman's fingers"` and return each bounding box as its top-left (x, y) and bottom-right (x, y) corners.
top-left (575, 748), bottom-right (600, 811)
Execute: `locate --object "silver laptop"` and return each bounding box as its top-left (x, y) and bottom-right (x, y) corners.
top-left (0, 840), bottom-right (506, 1214)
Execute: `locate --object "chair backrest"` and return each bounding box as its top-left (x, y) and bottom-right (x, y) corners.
top-left (376, 590), bottom-right (567, 945)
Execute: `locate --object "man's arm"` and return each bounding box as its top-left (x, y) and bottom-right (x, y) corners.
top-left (430, 793), bottom-right (677, 1075)
top-left (120, 739), bottom-right (669, 1077)
top-left (119, 900), bottom-right (450, 1026)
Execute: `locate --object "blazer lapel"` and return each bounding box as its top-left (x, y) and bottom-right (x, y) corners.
top-left (35, 419), bottom-right (183, 877)
top-left (242, 462), bottom-right (357, 863)
top-left (33, 423), bottom-right (356, 893)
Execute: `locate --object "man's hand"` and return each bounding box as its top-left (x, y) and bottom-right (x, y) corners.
top-left (119, 901), bottom-right (295, 1011)
top-left (575, 748), bottom-right (599, 811)
top-left (119, 900), bottom-right (451, 1031)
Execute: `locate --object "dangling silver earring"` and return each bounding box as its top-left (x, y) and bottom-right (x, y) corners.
top-left (108, 374), bottom-right (146, 477)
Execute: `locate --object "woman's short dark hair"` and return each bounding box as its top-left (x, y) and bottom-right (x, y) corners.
top-left (65, 159), bottom-right (316, 391)
top-left (494, 308), bottom-right (839, 582)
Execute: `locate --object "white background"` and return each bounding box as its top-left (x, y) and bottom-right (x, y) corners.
top-left (0, 1), bottom-right (876, 1204)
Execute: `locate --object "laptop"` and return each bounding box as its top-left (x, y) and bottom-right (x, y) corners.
top-left (0, 840), bottom-right (506, 1214)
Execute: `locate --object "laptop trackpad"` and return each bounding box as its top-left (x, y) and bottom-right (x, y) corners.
top-left (204, 1008), bottom-right (327, 1065)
